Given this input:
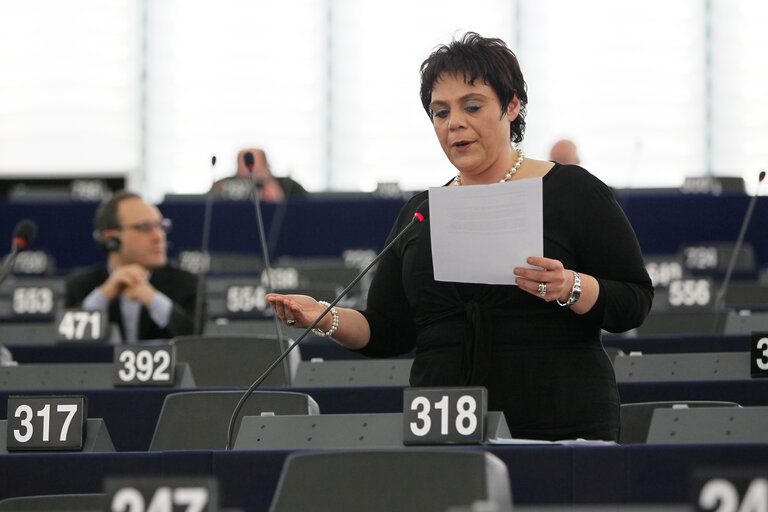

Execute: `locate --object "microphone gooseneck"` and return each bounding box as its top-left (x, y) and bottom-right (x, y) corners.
top-left (711, 171), bottom-right (766, 331)
top-left (193, 155), bottom-right (217, 334)
top-left (246, 152), bottom-right (285, 366)
top-left (224, 199), bottom-right (428, 450)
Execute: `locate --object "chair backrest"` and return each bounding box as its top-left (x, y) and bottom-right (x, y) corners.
top-left (268, 450), bottom-right (513, 512)
top-left (149, 390), bottom-right (319, 451)
top-left (613, 352), bottom-right (749, 381)
top-left (619, 401), bottom-right (740, 444)
top-left (292, 359), bottom-right (412, 387)
top-left (170, 335), bottom-right (297, 387)
top-left (0, 493), bottom-right (104, 511)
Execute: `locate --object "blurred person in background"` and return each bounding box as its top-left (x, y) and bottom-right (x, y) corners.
top-left (65, 191), bottom-right (201, 342)
top-left (213, 148), bottom-right (307, 201)
top-left (549, 138), bottom-right (580, 165)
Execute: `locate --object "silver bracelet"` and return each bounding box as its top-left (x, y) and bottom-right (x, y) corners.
top-left (557, 271), bottom-right (581, 308)
top-left (312, 300), bottom-right (339, 337)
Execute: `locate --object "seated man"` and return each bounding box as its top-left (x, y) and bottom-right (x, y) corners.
top-left (65, 191), bottom-right (201, 342)
top-left (213, 148), bottom-right (307, 201)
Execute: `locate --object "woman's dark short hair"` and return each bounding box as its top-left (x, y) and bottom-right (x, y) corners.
top-left (420, 32), bottom-right (528, 144)
top-left (93, 190), bottom-right (140, 232)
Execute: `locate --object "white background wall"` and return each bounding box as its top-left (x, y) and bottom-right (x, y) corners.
top-left (1, 0), bottom-right (767, 200)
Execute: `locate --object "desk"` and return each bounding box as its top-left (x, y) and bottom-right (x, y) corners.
top-left (3, 380), bottom-right (768, 452)
top-left (6, 334), bottom-right (752, 368)
top-left (1, 444), bottom-right (767, 511)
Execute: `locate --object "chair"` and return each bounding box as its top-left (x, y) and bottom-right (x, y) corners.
top-left (170, 335), bottom-right (299, 387)
top-left (149, 390), bottom-right (319, 451)
top-left (268, 450), bottom-right (513, 512)
top-left (619, 401), bottom-right (740, 444)
top-left (0, 493), bottom-right (104, 511)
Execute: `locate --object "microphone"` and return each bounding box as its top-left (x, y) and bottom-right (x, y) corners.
top-left (712, 171), bottom-right (766, 331)
top-left (0, 219), bottom-right (38, 287)
top-left (193, 155), bottom-right (217, 335)
top-left (245, 150), bottom-right (285, 360)
top-left (243, 151), bottom-right (255, 170)
top-left (224, 198), bottom-right (429, 450)
top-left (12, 219), bottom-right (37, 251)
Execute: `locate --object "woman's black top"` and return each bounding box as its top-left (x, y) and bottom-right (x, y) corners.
top-left (356, 164), bottom-right (654, 441)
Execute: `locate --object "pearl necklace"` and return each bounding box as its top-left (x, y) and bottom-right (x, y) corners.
top-left (454, 148), bottom-right (525, 186)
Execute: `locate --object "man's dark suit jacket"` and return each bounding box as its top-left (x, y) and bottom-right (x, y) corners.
top-left (65, 264), bottom-right (201, 341)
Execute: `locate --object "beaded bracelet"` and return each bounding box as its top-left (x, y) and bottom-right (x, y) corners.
top-left (313, 300), bottom-right (339, 337)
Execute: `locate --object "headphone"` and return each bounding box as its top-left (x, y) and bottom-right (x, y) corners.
top-left (93, 230), bottom-right (121, 253)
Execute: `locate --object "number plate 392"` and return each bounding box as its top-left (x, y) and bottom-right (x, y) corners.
top-left (113, 346), bottom-right (176, 387)
top-left (403, 387), bottom-right (487, 445)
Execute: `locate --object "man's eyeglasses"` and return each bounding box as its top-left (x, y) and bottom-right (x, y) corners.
top-left (117, 218), bottom-right (172, 234)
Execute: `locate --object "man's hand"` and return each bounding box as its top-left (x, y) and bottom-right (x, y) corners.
top-left (100, 264), bottom-right (150, 301)
top-left (123, 280), bottom-right (158, 307)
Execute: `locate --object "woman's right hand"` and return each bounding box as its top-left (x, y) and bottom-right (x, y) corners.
top-left (265, 293), bottom-right (330, 330)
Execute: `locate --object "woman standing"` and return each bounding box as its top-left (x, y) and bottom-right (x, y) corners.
top-left (267, 32), bottom-right (653, 441)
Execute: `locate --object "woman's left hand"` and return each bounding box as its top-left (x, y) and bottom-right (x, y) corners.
top-left (514, 256), bottom-right (572, 303)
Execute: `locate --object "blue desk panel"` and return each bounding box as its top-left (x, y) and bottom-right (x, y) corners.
top-left (3, 194), bottom-right (768, 270)
top-left (2, 444), bottom-right (767, 511)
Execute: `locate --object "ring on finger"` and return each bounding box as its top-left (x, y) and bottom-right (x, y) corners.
top-left (537, 282), bottom-right (547, 297)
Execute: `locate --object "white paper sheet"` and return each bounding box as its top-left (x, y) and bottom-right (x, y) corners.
top-left (428, 179), bottom-right (543, 285)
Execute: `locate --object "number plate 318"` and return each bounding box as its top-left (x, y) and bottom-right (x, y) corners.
top-left (403, 387), bottom-right (487, 445)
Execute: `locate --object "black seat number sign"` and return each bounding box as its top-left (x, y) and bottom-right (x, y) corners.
top-left (12, 286), bottom-right (55, 315)
top-left (56, 309), bottom-right (106, 341)
top-left (225, 285), bottom-right (266, 313)
top-left (114, 346), bottom-right (176, 387)
top-left (751, 332), bottom-right (768, 378)
top-left (105, 476), bottom-right (218, 512)
top-left (403, 387), bottom-right (487, 445)
top-left (6, 395), bottom-right (87, 451)
top-left (668, 278), bottom-right (712, 307)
